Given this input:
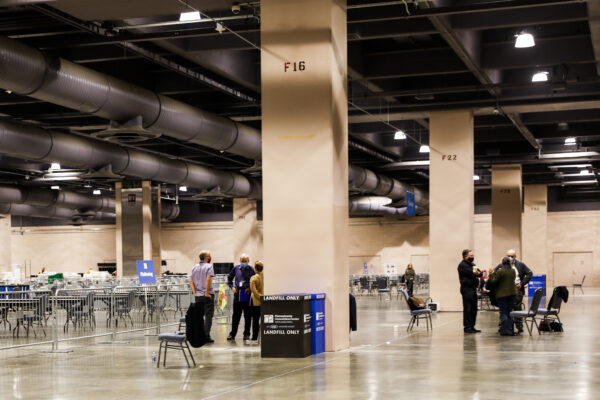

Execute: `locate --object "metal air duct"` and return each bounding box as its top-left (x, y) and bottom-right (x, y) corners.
top-left (0, 35), bottom-right (261, 160)
top-left (0, 203), bottom-right (115, 221)
top-left (349, 196), bottom-right (413, 219)
top-left (0, 119), bottom-right (260, 199)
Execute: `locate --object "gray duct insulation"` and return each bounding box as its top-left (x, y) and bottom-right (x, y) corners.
top-left (0, 36), bottom-right (261, 160)
top-left (349, 196), bottom-right (412, 219)
top-left (0, 119), bottom-right (260, 198)
top-left (0, 185), bottom-right (180, 220)
top-left (0, 203), bottom-right (115, 220)
top-left (348, 165), bottom-right (429, 209)
top-left (0, 35), bottom-right (427, 207)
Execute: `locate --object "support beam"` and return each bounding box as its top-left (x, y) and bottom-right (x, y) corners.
top-left (522, 185), bottom-right (548, 277)
top-left (0, 214), bottom-right (11, 270)
top-left (491, 165), bottom-right (523, 263)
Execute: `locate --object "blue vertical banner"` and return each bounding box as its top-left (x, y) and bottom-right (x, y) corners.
top-left (406, 191), bottom-right (416, 216)
top-left (311, 293), bottom-right (326, 355)
top-left (363, 262), bottom-right (368, 275)
top-left (136, 260), bottom-right (156, 284)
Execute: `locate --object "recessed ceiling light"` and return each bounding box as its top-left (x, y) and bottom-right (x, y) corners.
top-left (562, 180), bottom-right (598, 186)
top-left (394, 130), bottom-right (406, 140)
top-left (579, 170), bottom-right (592, 176)
top-left (419, 145), bottom-right (430, 153)
top-left (532, 71), bottom-right (549, 82)
top-left (551, 164), bottom-right (591, 169)
top-left (557, 122), bottom-right (569, 131)
top-left (93, 189), bottom-right (101, 195)
top-left (49, 162), bottom-right (61, 171)
top-left (473, 175), bottom-right (480, 181)
top-left (50, 185), bottom-right (60, 190)
top-left (515, 32), bottom-right (535, 48)
top-left (564, 137), bottom-right (576, 146)
top-left (179, 11), bottom-right (201, 22)
top-left (179, 186), bottom-right (188, 192)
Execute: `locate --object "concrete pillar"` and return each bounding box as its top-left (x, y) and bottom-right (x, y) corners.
top-left (429, 110), bottom-right (474, 311)
top-left (261, 0), bottom-right (349, 351)
top-left (491, 165), bottom-right (522, 263)
top-left (0, 214), bottom-right (11, 270)
top-left (116, 181), bottom-right (161, 277)
top-left (522, 184), bottom-right (547, 276)
top-left (233, 198), bottom-right (261, 263)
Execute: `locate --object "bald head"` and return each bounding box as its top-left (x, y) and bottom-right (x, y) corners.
top-left (506, 249), bottom-right (517, 258)
top-left (240, 254), bottom-right (250, 263)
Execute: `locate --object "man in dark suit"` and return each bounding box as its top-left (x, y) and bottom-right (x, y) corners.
top-left (458, 249), bottom-right (483, 333)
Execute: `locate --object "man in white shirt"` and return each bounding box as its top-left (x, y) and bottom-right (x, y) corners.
top-left (190, 250), bottom-right (215, 343)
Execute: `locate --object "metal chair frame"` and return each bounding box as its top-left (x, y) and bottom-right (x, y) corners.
top-left (157, 334), bottom-right (196, 368)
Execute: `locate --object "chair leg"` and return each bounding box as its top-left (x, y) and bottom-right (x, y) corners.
top-left (180, 342), bottom-right (190, 367)
top-left (185, 341), bottom-right (196, 366)
top-left (157, 341), bottom-right (162, 368)
top-left (163, 342), bottom-right (167, 367)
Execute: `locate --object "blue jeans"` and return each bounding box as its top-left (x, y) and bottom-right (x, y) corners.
top-left (498, 295), bottom-right (516, 333)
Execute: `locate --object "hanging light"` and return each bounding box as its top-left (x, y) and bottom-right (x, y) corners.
top-left (564, 137), bottom-right (576, 146)
top-left (515, 32), bottom-right (535, 48)
top-left (179, 11), bottom-right (201, 21)
top-left (394, 130), bottom-right (406, 140)
top-left (579, 170), bottom-right (592, 176)
top-left (531, 71), bottom-right (549, 82)
top-left (419, 145), bottom-right (430, 153)
top-left (473, 175), bottom-right (480, 181)
top-left (49, 162), bottom-right (61, 171)
top-left (93, 189), bottom-right (101, 195)
top-left (50, 185), bottom-right (60, 190)
top-left (179, 185), bottom-right (188, 192)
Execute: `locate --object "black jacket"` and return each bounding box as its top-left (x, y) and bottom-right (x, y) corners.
top-left (349, 294), bottom-right (357, 332)
top-left (185, 302), bottom-right (207, 348)
top-left (458, 260), bottom-right (480, 289)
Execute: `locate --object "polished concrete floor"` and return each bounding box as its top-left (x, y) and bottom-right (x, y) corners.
top-left (1, 288), bottom-right (598, 399)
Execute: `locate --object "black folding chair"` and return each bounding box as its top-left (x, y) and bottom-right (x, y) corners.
top-left (510, 288), bottom-right (543, 335)
top-left (573, 275), bottom-right (585, 294)
top-left (400, 289), bottom-right (432, 332)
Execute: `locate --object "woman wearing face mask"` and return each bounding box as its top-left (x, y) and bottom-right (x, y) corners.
top-left (458, 249), bottom-right (483, 334)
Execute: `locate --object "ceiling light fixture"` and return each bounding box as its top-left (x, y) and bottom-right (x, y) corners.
top-left (394, 130), bottom-right (406, 140)
top-left (93, 189), bottom-right (101, 195)
top-left (539, 151), bottom-right (599, 159)
top-left (564, 137), bottom-right (576, 146)
top-left (215, 22), bottom-right (226, 33)
top-left (473, 175), bottom-right (480, 181)
top-left (419, 145), bottom-right (430, 153)
top-left (179, 185), bottom-right (188, 192)
top-left (550, 164), bottom-right (592, 169)
top-left (515, 32), bottom-right (535, 48)
top-left (531, 71), bottom-right (549, 82)
top-left (179, 11), bottom-right (201, 22)
top-left (561, 180), bottom-right (598, 186)
top-left (49, 162), bottom-right (61, 171)
top-left (50, 185), bottom-right (60, 190)
top-left (580, 170), bottom-right (593, 176)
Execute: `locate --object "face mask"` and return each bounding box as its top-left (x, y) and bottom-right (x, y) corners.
top-left (467, 257), bottom-right (475, 263)
top-left (241, 263), bottom-right (248, 268)
top-left (508, 256), bottom-right (514, 262)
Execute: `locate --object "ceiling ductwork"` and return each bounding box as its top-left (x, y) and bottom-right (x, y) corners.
top-left (0, 35), bottom-right (262, 160)
top-left (349, 196), bottom-right (413, 219)
top-left (0, 203), bottom-right (115, 223)
top-left (0, 119), bottom-right (261, 199)
top-left (349, 165), bottom-right (429, 209)
top-left (0, 184), bottom-right (180, 221)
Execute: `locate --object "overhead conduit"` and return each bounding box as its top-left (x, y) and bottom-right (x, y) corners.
top-left (0, 35), bottom-right (262, 160)
top-left (0, 36), bottom-right (428, 213)
top-left (0, 119), bottom-right (260, 199)
top-left (349, 196), bottom-right (413, 219)
top-left (0, 184), bottom-right (180, 220)
top-left (0, 203), bottom-right (115, 221)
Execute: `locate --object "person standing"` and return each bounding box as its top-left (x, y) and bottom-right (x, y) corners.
top-left (489, 257), bottom-right (518, 336)
top-left (507, 249), bottom-right (532, 333)
top-left (404, 263), bottom-right (416, 297)
top-left (249, 260), bottom-right (264, 343)
top-left (189, 250), bottom-right (215, 343)
top-left (227, 254), bottom-right (255, 341)
top-left (458, 249), bottom-right (483, 333)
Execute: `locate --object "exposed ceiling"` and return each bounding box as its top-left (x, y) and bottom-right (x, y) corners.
top-left (0, 0), bottom-right (599, 220)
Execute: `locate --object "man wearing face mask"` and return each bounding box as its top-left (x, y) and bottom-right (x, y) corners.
top-left (458, 249), bottom-right (483, 333)
top-left (494, 249), bottom-right (533, 333)
top-left (227, 254), bottom-right (255, 341)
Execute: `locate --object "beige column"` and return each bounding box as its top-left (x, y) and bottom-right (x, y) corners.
top-left (142, 181), bottom-right (162, 276)
top-left (429, 110), bottom-right (474, 311)
top-left (233, 198), bottom-right (261, 262)
top-left (522, 184), bottom-right (547, 276)
top-left (0, 215), bottom-right (11, 270)
top-left (115, 182), bottom-right (123, 277)
top-left (261, 0), bottom-right (349, 351)
top-left (491, 165), bottom-right (522, 263)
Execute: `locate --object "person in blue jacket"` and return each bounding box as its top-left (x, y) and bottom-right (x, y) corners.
top-left (227, 254), bottom-right (255, 341)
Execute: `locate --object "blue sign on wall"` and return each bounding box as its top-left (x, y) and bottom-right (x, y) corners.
top-left (406, 191), bottom-right (416, 216)
top-left (363, 262), bottom-right (368, 275)
top-left (136, 260), bottom-right (156, 284)
top-left (311, 293), bottom-right (326, 355)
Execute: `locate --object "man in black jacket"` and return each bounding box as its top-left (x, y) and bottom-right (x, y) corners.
top-left (506, 249), bottom-right (532, 333)
top-left (458, 249), bottom-right (483, 333)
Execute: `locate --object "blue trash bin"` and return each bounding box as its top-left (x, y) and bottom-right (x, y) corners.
top-left (311, 293), bottom-right (326, 355)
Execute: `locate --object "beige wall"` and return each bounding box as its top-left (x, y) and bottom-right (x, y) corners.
top-left (0, 215), bottom-right (11, 270)
top-left (10, 210), bottom-right (600, 288)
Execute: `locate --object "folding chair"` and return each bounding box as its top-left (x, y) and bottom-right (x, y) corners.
top-left (536, 286), bottom-right (565, 332)
top-left (510, 288), bottom-right (543, 336)
top-left (377, 276), bottom-right (391, 301)
top-left (400, 289), bottom-right (432, 332)
top-left (573, 275), bottom-right (585, 294)
top-left (157, 333), bottom-right (196, 368)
